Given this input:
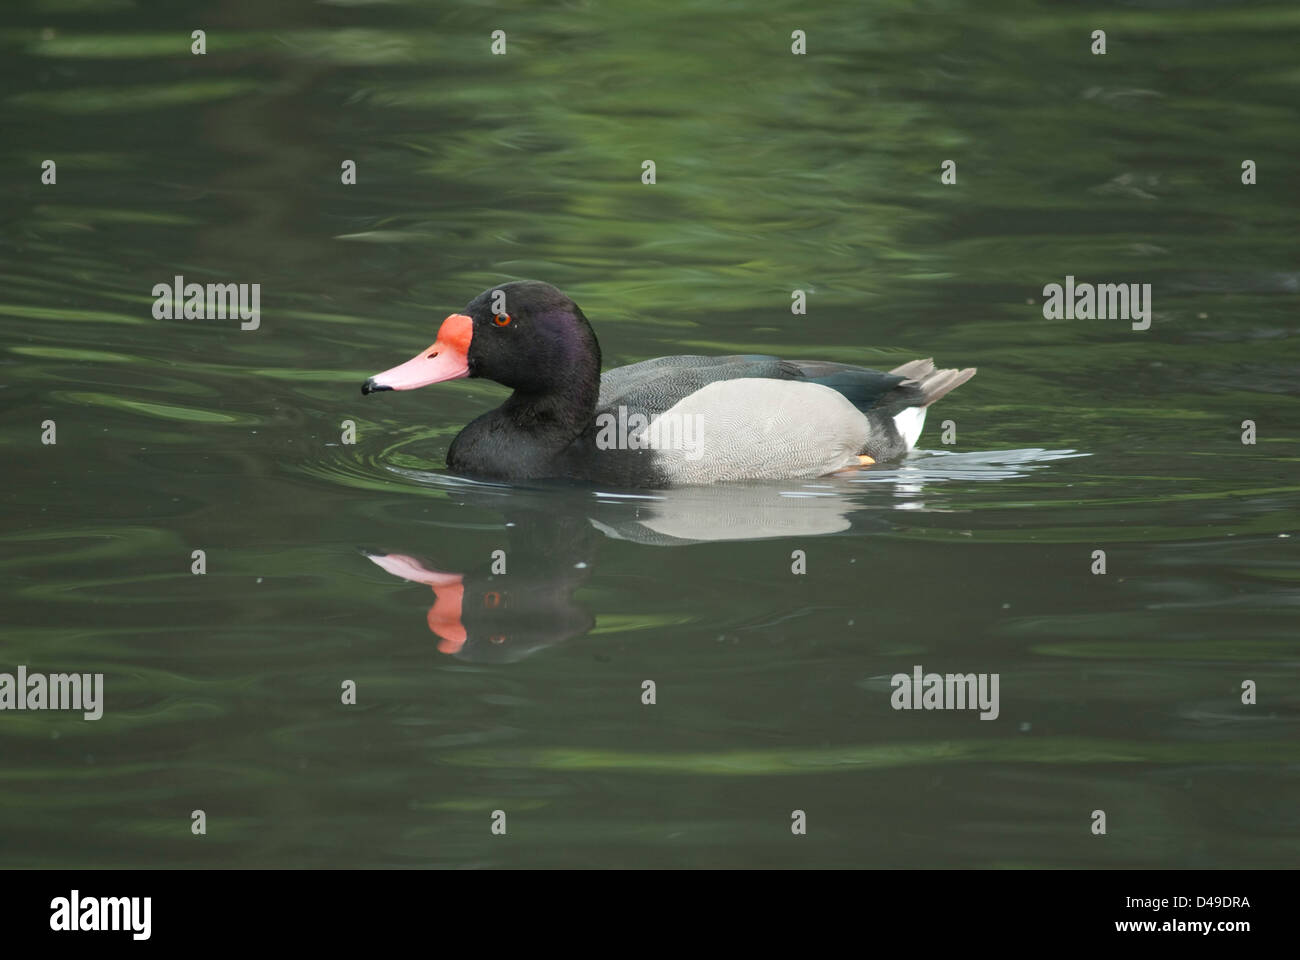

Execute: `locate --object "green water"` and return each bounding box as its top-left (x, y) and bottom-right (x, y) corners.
top-left (1, 0), bottom-right (1297, 868)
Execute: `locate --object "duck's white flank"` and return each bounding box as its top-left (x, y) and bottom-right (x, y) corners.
top-left (643, 378), bottom-right (870, 484)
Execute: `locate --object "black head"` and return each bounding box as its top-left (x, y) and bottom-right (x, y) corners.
top-left (461, 281), bottom-right (600, 393)
top-left (361, 280), bottom-right (601, 397)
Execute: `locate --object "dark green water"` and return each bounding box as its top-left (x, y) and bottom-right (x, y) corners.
top-left (1, 0), bottom-right (1297, 868)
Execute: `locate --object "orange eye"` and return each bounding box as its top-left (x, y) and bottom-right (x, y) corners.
top-left (493, 313), bottom-right (512, 326)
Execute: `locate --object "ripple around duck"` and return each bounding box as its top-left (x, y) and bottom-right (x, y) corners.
top-left (313, 441), bottom-right (1087, 494)
top-left (291, 430), bottom-right (455, 497)
top-left (288, 435), bottom-right (1299, 547)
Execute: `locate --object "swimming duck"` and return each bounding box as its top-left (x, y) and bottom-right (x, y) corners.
top-left (361, 281), bottom-right (975, 487)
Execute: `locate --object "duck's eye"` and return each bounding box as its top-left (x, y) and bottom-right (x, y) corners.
top-left (493, 313), bottom-right (512, 326)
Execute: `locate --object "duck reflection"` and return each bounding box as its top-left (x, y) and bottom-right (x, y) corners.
top-left (362, 480), bottom-right (878, 662)
top-left (585, 482), bottom-right (877, 545)
top-left (363, 506), bottom-right (597, 663)
top-left (364, 449), bottom-right (1083, 661)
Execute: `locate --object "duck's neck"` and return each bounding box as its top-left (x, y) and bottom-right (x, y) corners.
top-left (500, 371), bottom-right (599, 438)
top-left (450, 349), bottom-right (601, 480)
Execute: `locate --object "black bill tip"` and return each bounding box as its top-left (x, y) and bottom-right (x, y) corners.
top-left (361, 378), bottom-right (392, 396)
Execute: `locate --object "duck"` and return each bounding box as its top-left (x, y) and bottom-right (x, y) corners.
top-left (361, 280), bottom-right (975, 487)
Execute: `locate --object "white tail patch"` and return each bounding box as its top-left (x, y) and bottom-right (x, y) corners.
top-left (893, 406), bottom-right (927, 450)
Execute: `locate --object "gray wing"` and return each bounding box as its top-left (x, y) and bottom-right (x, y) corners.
top-left (597, 355), bottom-right (795, 417)
top-left (597, 354), bottom-right (914, 419)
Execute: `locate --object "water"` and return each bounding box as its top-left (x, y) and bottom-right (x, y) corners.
top-left (1, 0), bottom-right (1297, 868)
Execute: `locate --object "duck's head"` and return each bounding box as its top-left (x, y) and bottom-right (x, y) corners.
top-left (361, 280), bottom-right (599, 396)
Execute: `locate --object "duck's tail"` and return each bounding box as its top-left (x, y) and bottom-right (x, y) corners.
top-left (889, 358), bottom-right (977, 407)
top-left (788, 356), bottom-right (976, 456)
top-left (877, 359), bottom-right (977, 454)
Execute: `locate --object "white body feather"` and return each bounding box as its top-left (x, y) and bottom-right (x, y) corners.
top-left (640, 378), bottom-right (870, 484)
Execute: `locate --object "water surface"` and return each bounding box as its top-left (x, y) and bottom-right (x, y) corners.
top-left (1, 0), bottom-right (1297, 868)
